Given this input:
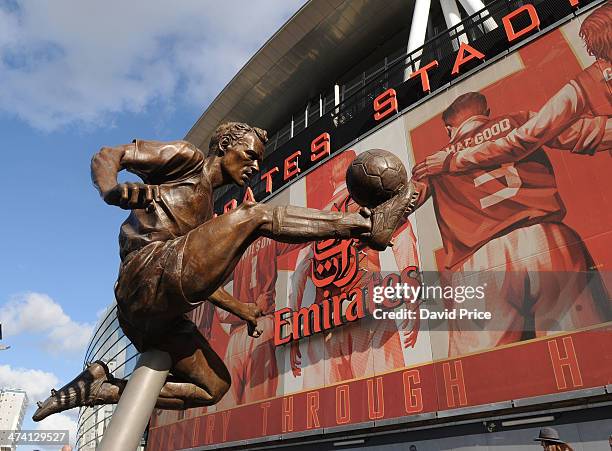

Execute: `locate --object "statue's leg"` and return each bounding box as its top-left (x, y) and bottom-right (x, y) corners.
top-left (111, 319), bottom-right (232, 409)
top-left (181, 182), bottom-right (421, 302)
top-left (153, 324), bottom-right (231, 408)
top-left (100, 334), bottom-right (231, 410)
top-left (32, 322), bottom-right (230, 420)
top-left (180, 201), bottom-right (371, 302)
top-left (32, 188), bottom-right (419, 421)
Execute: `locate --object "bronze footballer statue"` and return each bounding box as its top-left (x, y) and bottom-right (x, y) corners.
top-left (33, 122), bottom-right (419, 420)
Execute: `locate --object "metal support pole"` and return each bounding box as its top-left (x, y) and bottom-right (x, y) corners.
top-left (98, 350), bottom-right (171, 451)
top-left (440, 0), bottom-right (468, 50)
top-left (333, 84), bottom-right (341, 127)
top-left (319, 94), bottom-right (323, 117)
top-left (404, 0), bottom-right (431, 78)
top-left (457, 0), bottom-right (498, 32)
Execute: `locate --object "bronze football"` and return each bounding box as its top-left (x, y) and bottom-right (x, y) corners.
top-left (345, 149), bottom-right (408, 208)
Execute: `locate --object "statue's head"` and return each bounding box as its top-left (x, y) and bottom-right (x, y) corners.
top-left (209, 122), bottom-right (268, 186)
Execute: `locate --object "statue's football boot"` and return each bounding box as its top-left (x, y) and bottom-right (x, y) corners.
top-left (363, 181), bottom-right (421, 251)
top-left (32, 360), bottom-right (116, 422)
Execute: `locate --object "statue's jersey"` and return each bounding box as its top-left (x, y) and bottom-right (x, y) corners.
top-left (430, 113), bottom-right (565, 269)
top-left (118, 140), bottom-right (212, 260)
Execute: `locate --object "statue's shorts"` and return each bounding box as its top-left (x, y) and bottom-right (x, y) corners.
top-left (114, 236), bottom-right (199, 353)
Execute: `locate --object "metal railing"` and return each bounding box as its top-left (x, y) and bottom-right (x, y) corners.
top-left (214, 0), bottom-right (602, 212)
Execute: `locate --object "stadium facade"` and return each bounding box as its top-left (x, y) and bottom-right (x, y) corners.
top-left (84, 0), bottom-right (612, 449)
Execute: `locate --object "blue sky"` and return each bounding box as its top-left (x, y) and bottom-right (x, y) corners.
top-left (0, 1), bottom-right (305, 448)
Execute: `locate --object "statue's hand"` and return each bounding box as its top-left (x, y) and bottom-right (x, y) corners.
top-left (103, 183), bottom-right (161, 211)
top-left (244, 304), bottom-right (263, 338)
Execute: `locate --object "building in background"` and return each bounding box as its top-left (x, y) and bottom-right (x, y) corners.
top-left (0, 389), bottom-right (28, 451)
top-left (90, 0), bottom-right (612, 449)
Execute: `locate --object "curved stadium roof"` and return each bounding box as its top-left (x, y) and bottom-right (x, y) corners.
top-left (184, 0), bottom-right (410, 152)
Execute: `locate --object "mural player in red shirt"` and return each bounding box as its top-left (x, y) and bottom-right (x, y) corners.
top-left (218, 237), bottom-right (296, 405)
top-left (413, 2), bottom-right (612, 178)
top-left (289, 151), bottom-right (421, 387)
top-left (408, 91), bottom-right (610, 356)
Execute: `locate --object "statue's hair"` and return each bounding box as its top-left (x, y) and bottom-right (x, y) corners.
top-left (209, 122), bottom-right (268, 155)
top-left (579, 1), bottom-right (612, 63)
top-left (442, 92), bottom-right (489, 126)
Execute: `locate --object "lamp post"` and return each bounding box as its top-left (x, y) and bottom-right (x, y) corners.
top-left (0, 324), bottom-right (9, 350)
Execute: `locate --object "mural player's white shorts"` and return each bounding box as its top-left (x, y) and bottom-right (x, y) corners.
top-left (447, 222), bottom-right (610, 357)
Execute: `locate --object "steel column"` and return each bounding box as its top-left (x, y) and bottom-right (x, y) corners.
top-left (98, 350), bottom-right (171, 451)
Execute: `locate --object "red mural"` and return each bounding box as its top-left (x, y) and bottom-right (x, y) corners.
top-left (148, 5), bottom-right (612, 448)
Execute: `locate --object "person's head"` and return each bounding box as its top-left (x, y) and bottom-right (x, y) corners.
top-left (441, 92), bottom-right (490, 138)
top-left (209, 122), bottom-right (268, 186)
top-left (534, 427), bottom-right (573, 451)
top-left (579, 2), bottom-right (612, 64)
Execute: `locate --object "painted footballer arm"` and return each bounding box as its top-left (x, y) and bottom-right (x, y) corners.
top-left (450, 83), bottom-right (592, 171)
top-left (287, 244), bottom-right (314, 376)
top-left (260, 241), bottom-right (307, 313)
top-left (208, 287), bottom-right (263, 338)
top-left (390, 221), bottom-right (423, 349)
top-left (413, 83), bottom-right (609, 179)
top-left (549, 116), bottom-right (612, 154)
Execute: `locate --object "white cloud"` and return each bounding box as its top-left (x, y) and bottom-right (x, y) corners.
top-left (0, 0), bottom-right (306, 130)
top-left (0, 364), bottom-right (59, 402)
top-left (0, 292), bottom-right (93, 353)
top-left (0, 365), bottom-right (78, 445)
